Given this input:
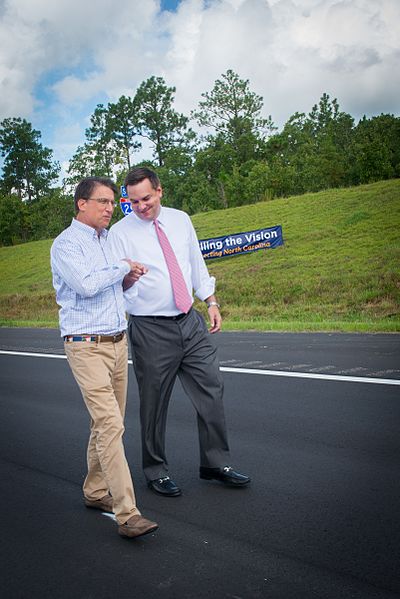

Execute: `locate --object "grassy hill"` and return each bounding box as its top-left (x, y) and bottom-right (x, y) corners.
top-left (0, 179), bottom-right (399, 332)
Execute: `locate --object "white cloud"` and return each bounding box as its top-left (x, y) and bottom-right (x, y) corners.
top-left (160, 0), bottom-right (400, 125)
top-left (0, 0), bottom-right (399, 172)
top-left (0, 0), bottom-right (160, 114)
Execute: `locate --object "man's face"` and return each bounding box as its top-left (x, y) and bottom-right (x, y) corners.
top-left (77, 184), bottom-right (116, 232)
top-left (126, 178), bottom-right (162, 221)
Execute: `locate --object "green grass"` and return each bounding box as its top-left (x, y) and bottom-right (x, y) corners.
top-left (1, 180), bottom-right (399, 332)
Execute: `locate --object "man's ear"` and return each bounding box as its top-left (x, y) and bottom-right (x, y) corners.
top-left (77, 198), bottom-right (87, 212)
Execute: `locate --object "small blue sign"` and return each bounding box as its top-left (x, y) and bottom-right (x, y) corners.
top-left (119, 185), bottom-right (132, 215)
top-left (120, 198), bottom-right (132, 215)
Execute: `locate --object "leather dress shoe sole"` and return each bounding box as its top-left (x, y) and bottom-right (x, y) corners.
top-left (199, 466), bottom-right (251, 487)
top-left (84, 494), bottom-right (114, 512)
top-left (148, 477), bottom-right (182, 497)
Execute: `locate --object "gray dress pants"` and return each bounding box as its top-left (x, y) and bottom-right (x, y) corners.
top-left (128, 308), bottom-right (231, 481)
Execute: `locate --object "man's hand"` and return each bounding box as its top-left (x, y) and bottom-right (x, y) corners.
top-left (122, 259), bottom-right (148, 291)
top-left (208, 305), bottom-right (222, 333)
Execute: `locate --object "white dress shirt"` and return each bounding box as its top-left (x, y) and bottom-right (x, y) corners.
top-left (51, 219), bottom-right (130, 337)
top-left (108, 206), bottom-right (215, 316)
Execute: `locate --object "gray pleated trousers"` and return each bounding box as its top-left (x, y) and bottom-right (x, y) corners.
top-left (128, 308), bottom-right (231, 481)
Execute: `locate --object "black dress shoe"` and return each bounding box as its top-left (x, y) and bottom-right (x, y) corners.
top-left (148, 476), bottom-right (182, 496)
top-left (199, 466), bottom-right (250, 487)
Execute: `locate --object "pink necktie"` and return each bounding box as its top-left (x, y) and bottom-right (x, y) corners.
top-left (154, 219), bottom-right (192, 313)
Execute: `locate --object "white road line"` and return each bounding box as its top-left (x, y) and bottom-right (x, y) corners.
top-left (1, 349), bottom-right (399, 386)
top-left (0, 350), bottom-right (67, 359)
top-left (102, 512), bottom-right (117, 521)
top-left (220, 366), bottom-right (400, 386)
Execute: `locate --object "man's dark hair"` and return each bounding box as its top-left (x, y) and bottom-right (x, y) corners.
top-left (124, 167), bottom-right (160, 190)
top-left (74, 177), bottom-right (117, 213)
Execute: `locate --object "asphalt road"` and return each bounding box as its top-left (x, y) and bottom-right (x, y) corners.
top-left (0, 328), bottom-right (399, 599)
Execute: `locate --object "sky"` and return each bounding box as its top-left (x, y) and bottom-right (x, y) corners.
top-left (0, 0), bottom-right (399, 178)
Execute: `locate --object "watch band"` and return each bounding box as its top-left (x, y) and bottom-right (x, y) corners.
top-left (206, 301), bottom-right (220, 308)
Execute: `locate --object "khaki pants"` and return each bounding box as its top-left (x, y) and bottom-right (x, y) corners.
top-left (65, 336), bottom-right (140, 524)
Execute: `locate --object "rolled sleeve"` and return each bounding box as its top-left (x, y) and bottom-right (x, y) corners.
top-left (187, 217), bottom-right (216, 301)
top-left (195, 275), bottom-right (216, 301)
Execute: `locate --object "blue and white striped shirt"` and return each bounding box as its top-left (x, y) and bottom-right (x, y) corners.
top-left (50, 219), bottom-right (130, 337)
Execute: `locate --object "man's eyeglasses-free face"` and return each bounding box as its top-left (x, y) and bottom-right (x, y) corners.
top-left (87, 197), bottom-right (117, 207)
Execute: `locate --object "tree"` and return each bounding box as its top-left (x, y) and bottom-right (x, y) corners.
top-left (64, 104), bottom-right (127, 191)
top-left (85, 104), bottom-right (124, 177)
top-left (179, 170), bottom-right (220, 215)
top-left (27, 189), bottom-right (74, 241)
top-left (264, 94), bottom-right (355, 195)
top-left (0, 193), bottom-right (29, 245)
top-left (134, 76), bottom-right (195, 167)
top-left (192, 69), bottom-right (276, 164)
top-left (0, 117), bottom-right (60, 201)
top-left (308, 94), bottom-right (354, 187)
top-left (107, 95), bottom-right (141, 170)
top-left (191, 136), bottom-right (237, 208)
top-left (351, 114), bottom-right (400, 183)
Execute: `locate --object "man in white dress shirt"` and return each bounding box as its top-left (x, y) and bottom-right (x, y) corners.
top-left (51, 176), bottom-right (158, 537)
top-left (108, 167), bottom-right (250, 496)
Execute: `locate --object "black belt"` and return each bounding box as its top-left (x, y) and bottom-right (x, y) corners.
top-left (130, 308), bottom-right (191, 321)
top-left (64, 332), bottom-right (125, 343)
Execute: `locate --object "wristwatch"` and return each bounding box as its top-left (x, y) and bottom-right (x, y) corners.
top-left (206, 301), bottom-right (220, 308)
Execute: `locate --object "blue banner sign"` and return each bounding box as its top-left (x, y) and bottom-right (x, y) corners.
top-left (199, 226), bottom-right (284, 260)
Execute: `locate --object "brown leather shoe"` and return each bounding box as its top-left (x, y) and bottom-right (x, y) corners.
top-left (84, 494), bottom-right (113, 513)
top-left (118, 515), bottom-right (158, 538)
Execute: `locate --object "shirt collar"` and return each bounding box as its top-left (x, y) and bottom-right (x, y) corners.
top-left (71, 218), bottom-right (108, 240)
top-left (129, 205), bottom-right (165, 227)
top-left (155, 206), bottom-right (166, 226)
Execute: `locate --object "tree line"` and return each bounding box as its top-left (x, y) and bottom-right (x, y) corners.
top-left (0, 69), bottom-right (399, 246)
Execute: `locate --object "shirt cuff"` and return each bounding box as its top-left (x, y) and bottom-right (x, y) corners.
top-left (120, 260), bottom-right (131, 275)
top-left (194, 276), bottom-right (216, 302)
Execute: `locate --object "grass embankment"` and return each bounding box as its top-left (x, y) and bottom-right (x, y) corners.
top-left (0, 179), bottom-right (399, 332)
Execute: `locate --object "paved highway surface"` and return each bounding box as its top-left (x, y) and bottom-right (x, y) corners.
top-left (0, 328), bottom-right (399, 598)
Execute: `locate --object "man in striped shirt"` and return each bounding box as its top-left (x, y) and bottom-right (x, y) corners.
top-left (51, 176), bottom-right (157, 539)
